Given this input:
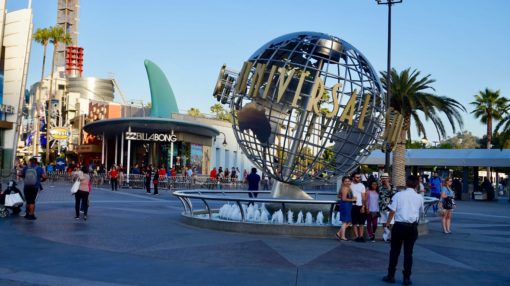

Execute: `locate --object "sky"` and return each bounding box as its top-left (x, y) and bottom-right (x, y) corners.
top-left (9, 0), bottom-right (510, 144)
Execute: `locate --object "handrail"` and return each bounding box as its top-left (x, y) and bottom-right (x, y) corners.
top-left (173, 189), bottom-right (440, 226)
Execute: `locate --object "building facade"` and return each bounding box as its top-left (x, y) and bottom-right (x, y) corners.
top-left (0, 0), bottom-right (33, 170)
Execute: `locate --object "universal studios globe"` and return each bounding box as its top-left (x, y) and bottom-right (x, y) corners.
top-left (214, 32), bottom-right (385, 199)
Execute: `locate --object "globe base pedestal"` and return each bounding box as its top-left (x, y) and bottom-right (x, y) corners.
top-left (269, 181), bottom-right (330, 214)
top-left (270, 181), bottom-right (313, 200)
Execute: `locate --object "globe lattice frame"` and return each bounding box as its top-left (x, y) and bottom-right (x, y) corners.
top-left (216, 32), bottom-right (385, 198)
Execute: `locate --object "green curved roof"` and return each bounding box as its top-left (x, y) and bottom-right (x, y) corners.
top-left (144, 59), bottom-right (179, 117)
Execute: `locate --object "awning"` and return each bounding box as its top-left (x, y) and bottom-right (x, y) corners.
top-left (360, 149), bottom-right (510, 168)
top-left (83, 117), bottom-right (219, 139)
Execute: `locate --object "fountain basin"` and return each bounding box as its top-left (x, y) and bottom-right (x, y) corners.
top-left (173, 190), bottom-right (431, 239)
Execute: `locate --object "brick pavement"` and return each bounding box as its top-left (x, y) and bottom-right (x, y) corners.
top-left (0, 183), bottom-right (509, 285)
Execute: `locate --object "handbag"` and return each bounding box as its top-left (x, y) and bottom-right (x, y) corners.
top-left (5, 193), bottom-right (24, 207)
top-left (71, 179), bottom-right (80, 194)
top-left (443, 197), bottom-right (454, 209)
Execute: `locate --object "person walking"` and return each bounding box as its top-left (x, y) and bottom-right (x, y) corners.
top-left (429, 172), bottom-right (442, 212)
top-left (21, 157), bottom-right (47, 220)
top-left (417, 175), bottom-right (426, 196)
top-left (246, 167), bottom-right (261, 200)
top-left (350, 172), bottom-right (367, 242)
top-left (153, 170), bottom-right (159, 195)
top-left (382, 175), bottom-right (424, 285)
top-left (73, 166), bottom-right (91, 220)
top-left (335, 176), bottom-right (356, 241)
top-left (144, 166), bottom-right (152, 194)
top-left (378, 173), bottom-right (396, 229)
top-left (441, 177), bottom-right (455, 234)
top-left (108, 166), bottom-right (119, 191)
top-left (366, 180), bottom-right (380, 242)
top-left (209, 167), bottom-right (217, 190)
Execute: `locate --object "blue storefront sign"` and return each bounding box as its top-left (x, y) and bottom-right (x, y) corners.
top-left (56, 158), bottom-right (66, 171)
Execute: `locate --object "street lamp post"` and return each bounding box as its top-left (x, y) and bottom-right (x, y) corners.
top-left (421, 137), bottom-right (428, 148)
top-left (216, 132), bottom-right (228, 147)
top-left (376, 0), bottom-right (402, 173)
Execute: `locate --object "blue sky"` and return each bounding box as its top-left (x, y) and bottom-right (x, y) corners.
top-left (10, 0), bottom-right (510, 143)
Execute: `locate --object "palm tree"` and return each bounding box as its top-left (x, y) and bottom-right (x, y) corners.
top-left (210, 103), bottom-right (231, 121)
top-left (32, 27), bottom-right (51, 156)
top-left (470, 88), bottom-right (509, 149)
top-left (380, 68), bottom-right (466, 186)
top-left (495, 115), bottom-right (510, 148)
top-left (187, 107), bottom-right (203, 117)
top-left (45, 26), bottom-right (72, 163)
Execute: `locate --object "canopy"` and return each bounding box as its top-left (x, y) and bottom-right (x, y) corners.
top-left (360, 149), bottom-right (510, 168)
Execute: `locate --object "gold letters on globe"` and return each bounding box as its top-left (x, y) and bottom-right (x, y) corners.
top-left (225, 61), bottom-right (373, 130)
top-left (216, 61), bottom-right (402, 147)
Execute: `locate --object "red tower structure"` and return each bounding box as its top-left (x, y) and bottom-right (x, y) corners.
top-left (65, 46), bottom-right (83, 78)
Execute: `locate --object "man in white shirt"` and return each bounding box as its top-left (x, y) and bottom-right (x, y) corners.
top-left (350, 172), bottom-right (367, 242)
top-left (383, 175), bottom-right (424, 285)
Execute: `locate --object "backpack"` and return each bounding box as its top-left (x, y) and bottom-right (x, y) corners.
top-left (24, 167), bottom-right (38, 187)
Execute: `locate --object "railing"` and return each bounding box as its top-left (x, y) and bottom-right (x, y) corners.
top-left (173, 190), bottom-right (440, 225)
top-left (30, 172), bottom-right (257, 190)
top-left (173, 190), bottom-right (337, 224)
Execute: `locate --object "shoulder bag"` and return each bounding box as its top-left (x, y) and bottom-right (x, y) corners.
top-left (71, 179), bottom-right (80, 194)
top-left (5, 193), bottom-right (24, 207)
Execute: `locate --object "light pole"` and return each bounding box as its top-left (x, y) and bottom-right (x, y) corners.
top-left (216, 132), bottom-right (228, 147)
top-left (421, 137), bottom-right (428, 148)
top-left (376, 0), bottom-right (402, 173)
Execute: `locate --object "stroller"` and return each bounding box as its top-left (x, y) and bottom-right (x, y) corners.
top-left (0, 180), bottom-right (24, 217)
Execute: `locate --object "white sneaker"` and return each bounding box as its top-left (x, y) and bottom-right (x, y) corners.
top-left (383, 227), bottom-right (391, 242)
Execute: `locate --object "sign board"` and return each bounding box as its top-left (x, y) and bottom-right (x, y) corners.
top-left (0, 104), bottom-right (15, 114)
top-left (56, 158), bottom-right (66, 171)
top-left (76, 144), bottom-right (102, 153)
top-left (125, 132), bottom-right (177, 142)
top-left (50, 127), bottom-right (70, 140)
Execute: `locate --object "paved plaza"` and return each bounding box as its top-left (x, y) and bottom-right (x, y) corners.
top-left (1, 183), bottom-right (509, 286)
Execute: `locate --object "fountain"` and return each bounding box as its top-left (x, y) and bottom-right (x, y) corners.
top-left (173, 32), bottom-right (433, 238)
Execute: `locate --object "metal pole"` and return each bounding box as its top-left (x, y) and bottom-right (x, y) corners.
top-left (105, 137), bottom-right (108, 169)
top-left (115, 135), bottom-right (118, 165)
top-left (101, 132), bottom-right (105, 165)
top-left (384, 2), bottom-right (392, 173)
top-left (120, 131), bottom-right (124, 167)
top-left (127, 126), bottom-right (131, 184)
top-left (377, 0), bottom-right (402, 173)
top-left (170, 130), bottom-right (174, 168)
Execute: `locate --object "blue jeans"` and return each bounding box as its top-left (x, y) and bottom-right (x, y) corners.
top-left (431, 193), bottom-right (441, 211)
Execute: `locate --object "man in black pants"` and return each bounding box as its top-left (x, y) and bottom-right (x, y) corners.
top-left (383, 175), bottom-right (424, 285)
top-left (246, 168), bottom-right (260, 200)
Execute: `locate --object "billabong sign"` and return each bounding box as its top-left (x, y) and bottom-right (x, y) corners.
top-left (50, 127), bottom-right (70, 140)
top-left (125, 132), bottom-right (177, 142)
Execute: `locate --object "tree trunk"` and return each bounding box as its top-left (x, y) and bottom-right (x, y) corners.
top-left (33, 44), bottom-right (47, 157)
top-left (487, 112), bottom-right (492, 181)
top-left (392, 116), bottom-right (411, 188)
top-left (487, 112), bottom-right (492, 148)
top-left (45, 44), bottom-right (58, 164)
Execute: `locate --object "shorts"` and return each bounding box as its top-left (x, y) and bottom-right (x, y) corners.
top-left (23, 186), bottom-right (39, 204)
top-left (351, 205), bottom-right (366, 225)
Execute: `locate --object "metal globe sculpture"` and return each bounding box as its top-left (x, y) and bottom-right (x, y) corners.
top-left (214, 32), bottom-right (385, 197)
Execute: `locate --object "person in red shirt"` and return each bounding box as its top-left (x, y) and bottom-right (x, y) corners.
top-left (209, 167), bottom-right (217, 190)
top-left (159, 165), bottom-right (166, 177)
top-left (108, 166), bottom-right (119, 191)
